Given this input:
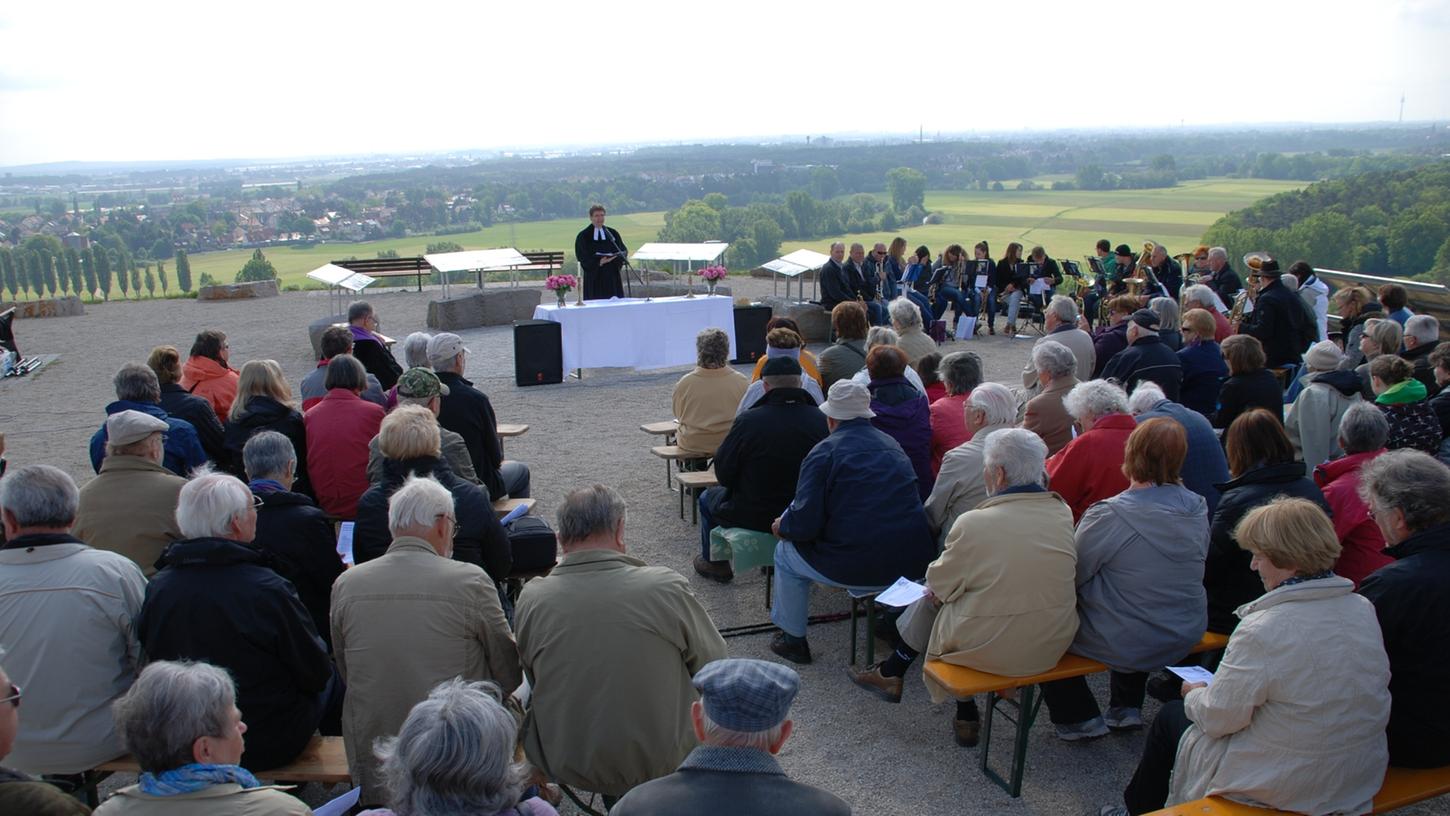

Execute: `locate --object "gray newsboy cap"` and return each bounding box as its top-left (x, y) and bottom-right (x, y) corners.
top-left (106, 409), bottom-right (169, 446)
top-left (692, 658), bottom-right (800, 732)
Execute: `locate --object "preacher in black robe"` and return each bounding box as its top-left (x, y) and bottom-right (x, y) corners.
top-left (575, 206), bottom-right (627, 300)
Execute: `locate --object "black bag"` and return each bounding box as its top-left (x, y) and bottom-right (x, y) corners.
top-left (505, 515), bottom-right (558, 576)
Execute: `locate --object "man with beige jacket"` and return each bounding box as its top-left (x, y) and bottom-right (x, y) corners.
top-left (73, 410), bottom-right (186, 576)
top-left (330, 475), bottom-right (521, 808)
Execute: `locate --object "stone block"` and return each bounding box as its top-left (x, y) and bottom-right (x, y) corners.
top-left (427, 288), bottom-right (541, 330)
top-left (760, 296), bottom-right (831, 343)
top-left (307, 315), bottom-right (347, 360)
top-left (197, 279), bottom-right (279, 301)
top-left (1, 296), bottom-right (85, 318)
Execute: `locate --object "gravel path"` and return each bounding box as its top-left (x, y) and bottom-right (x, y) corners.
top-left (3, 279), bottom-right (1444, 815)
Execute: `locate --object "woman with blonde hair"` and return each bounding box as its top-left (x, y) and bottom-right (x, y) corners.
top-left (1355, 318), bottom-right (1403, 399)
top-left (1334, 285), bottom-right (1382, 369)
top-left (222, 359), bottom-right (308, 493)
top-left (1176, 309), bottom-right (1227, 418)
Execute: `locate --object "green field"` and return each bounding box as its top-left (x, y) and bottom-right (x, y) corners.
top-left (187, 178), bottom-right (1302, 287)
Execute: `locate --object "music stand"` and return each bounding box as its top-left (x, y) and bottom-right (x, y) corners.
top-left (306, 264), bottom-right (377, 319)
top-left (1061, 260), bottom-right (1082, 278)
top-left (423, 248), bottom-right (531, 300)
top-left (763, 249), bottom-right (832, 303)
top-left (969, 259), bottom-right (993, 291)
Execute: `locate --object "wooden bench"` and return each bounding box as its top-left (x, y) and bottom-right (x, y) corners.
top-left (924, 632), bottom-right (1231, 798)
top-left (497, 423), bottom-right (529, 438)
top-left (92, 735), bottom-right (350, 785)
top-left (650, 443), bottom-right (708, 489)
top-left (641, 420), bottom-right (678, 446)
top-left (675, 469), bottom-right (718, 524)
top-left (336, 256), bottom-right (432, 292)
top-left (493, 497), bottom-right (536, 519)
top-left (1150, 764), bottom-right (1450, 814)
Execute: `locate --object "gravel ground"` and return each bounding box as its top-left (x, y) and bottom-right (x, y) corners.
top-left (3, 278), bottom-right (1445, 816)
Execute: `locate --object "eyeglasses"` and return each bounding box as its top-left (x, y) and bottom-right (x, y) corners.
top-left (0, 683), bottom-right (21, 709)
top-left (435, 513), bottom-right (457, 526)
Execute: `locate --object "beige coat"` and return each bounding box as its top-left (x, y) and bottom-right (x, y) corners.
top-left (1020, 327), bottom-right (1096, 391)
top-left (1022, 376), bottom-right (1079, 456)
top-left (923, 491), bottom-right (1078, 702)
top-left (672, 366), bottom-right (750, 455)
top-left (924, 422), bottom-right (1012, 542)
top-left (1171, 576), bottom-right (1390, 814)
top-left (330, 536), bottom-right (521, 804)
top-left (95, 783), bottom-right (311, 815)
top-left (896, 325), bottom-right (939, 366)
top-left (516, 549), bottom-right (728, 797)
top-left (73, 455), bottom-right (186, 576)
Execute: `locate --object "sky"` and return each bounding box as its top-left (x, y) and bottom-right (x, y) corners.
top-left (1, 0), bottom-right (1447, 167)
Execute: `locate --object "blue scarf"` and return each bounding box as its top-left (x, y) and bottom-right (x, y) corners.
top-left (1279, 569), bottom-right (1336, 588)
top-left (139, 763), bottom-right (261, 796)
top-left (247, 478), bottom-right (287, 494)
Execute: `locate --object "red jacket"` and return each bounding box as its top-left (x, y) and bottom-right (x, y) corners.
top-left (928, 393), bottom-right (972, 476)
top-left (1314, 449), bottom-right (1392, 587)
top-left (303, 389), bottom-right (385, 519)
top-left (1045, 412), bottom-right (1135, 523)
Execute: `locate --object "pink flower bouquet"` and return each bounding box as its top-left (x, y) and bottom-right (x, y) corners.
top-left (545, 274), bottom-right (578, 293)
top-left (699, 265), bottom-right (728, 282)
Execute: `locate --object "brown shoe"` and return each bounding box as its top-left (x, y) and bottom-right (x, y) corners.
top-left (848, 663), bottom-right (903, 703)
top-left (692, 556), bottom-right (734, 584)
top-left (953, 718), bottom-right (981, 747)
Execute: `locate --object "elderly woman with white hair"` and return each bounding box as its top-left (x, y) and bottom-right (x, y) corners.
top-left (672, 328), bottom-right (750, 463)
top-left (850, 325), bottom-right (927, 393)
top-left (851, 429), bottom-right (1078, 750)
top-left (359, 680), bottom-right (554, 816)
top-left (95, 660), bottom-right (308, 816)
top-left (1149, 297), bottom-right (1182, 351)
top-left (1044, 379), bottom-right (1137, 523)
top-left (1284, 339), bottom-right (1363, 469)
top-left (889, 296), bottom-right (939, 365)
top-left (1310, 402), bottom-right (1392, 587)
top-left (1355, 318), bottom-right (1403, 399)
top-left (1181, 284), bottom-right (1231, 342)
top-left (1023, 340), bottom-right (1080, 456)
top-left (928, 351), bottom-right (983, 473)
top-left (925, 382), bottom-right (1017, 542)
top-left (1021, 296), bottom-right (1094, 390)
top-left (137, 472), bottom-right (342, 772)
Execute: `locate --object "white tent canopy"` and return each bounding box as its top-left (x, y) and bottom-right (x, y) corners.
top-left (424, 248), bottom-right (531, 273)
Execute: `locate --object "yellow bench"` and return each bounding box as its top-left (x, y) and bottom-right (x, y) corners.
top-left (1150, 765), bottom-right (1450, 814)
top-left (924, 632), bottom-right (1231, 798)
top-left (93, 735), bottom-right (350, 785)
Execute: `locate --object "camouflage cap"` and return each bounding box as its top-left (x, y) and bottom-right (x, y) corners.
top-left (396, 367), bottom-right (450, 399)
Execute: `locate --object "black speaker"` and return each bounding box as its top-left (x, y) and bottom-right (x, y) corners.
top-left (513, 320), bottom-right (562, 386)
top-left (732, 305), bottom-right (772, 365)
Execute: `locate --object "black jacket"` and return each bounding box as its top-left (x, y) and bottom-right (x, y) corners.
top-left (818, 259), bottom-right (853, 309)
top-left (435, 372), bottom-right (507, 500)
top-left (1430, 387), bottom-right (1450, 437)
top-left (1241, 279), bottom-right (1308, 368)
top-left (138, 537), bottom-right (333, 771)
top-left (1205, 463), bottom-right (1327, 633)
top-left (352, 336), bottom-right (403, 390)
top-left (995, 257), bottom-right (1026, 291)
top-left (712, 387), bottom-right (830, 533)
top-left (1213, 369), bottom-right (1284, 430)
top-left (575, 223), bottom-right (627, 300)
top-left (223, 396), bottom-right (310, 496)
top-left (253, 488), bottom-right (343, 648)
top-left (352, 455), bottom-right (510, 581)
top-left (1153, 257), bottom-right (1183, 301)
top-left (853, 258), bottom-right (880, 301)
top-left (1358, 522), bottom-right (1450, 768)
top-left (1101, 334), bottom-right (1182, 401)
top-left (1207, 264), bottom-right (1243, 305)
top-left (160, 382), bottom-right (226, 462)
top-left (1402, 340), bottom-right (1441, 397)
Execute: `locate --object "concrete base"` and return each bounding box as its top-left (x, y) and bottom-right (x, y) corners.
top-left (760, 296), bottom-right (830, 343)
top-left (306, 315), bottom-right (347, 360)
top-left (427, 288), bottom-right (541, 330)
top-left (2, 296), bottom-right (85, 318)
top-left (197, 280), bottom-right (279, 301)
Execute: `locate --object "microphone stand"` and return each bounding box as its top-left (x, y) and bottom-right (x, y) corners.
top-left (607, 230), bottom-right (646, 299)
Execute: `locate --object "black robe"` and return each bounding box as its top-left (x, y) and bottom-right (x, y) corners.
top-left (575, 223), bottom-right (626, 300)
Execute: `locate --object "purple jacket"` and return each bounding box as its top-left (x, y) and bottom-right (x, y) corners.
top-left (868, 377), bottom-right (935, 501)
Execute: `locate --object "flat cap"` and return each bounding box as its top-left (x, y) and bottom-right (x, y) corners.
top-left (106, 410), bottom-right (169, 446)
top-left (1128, 308), bottom-right (1160, 329)
top-left (693, 658), bottom-right (800, 732)
top-left (396, 367), bottom-right (450, 399)
top-left (761, 356), bottom-right (802, 377)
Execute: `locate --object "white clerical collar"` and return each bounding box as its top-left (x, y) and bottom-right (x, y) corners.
top-left (594, 226), bottom-right (604, 240)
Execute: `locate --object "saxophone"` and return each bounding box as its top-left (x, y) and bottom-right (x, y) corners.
top-left (1229, 289), bottom-right (1249, 325)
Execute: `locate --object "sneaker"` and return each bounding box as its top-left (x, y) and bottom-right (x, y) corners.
top-left (692, 556), bottom-right (734, 584)
top-left (1104, 706), bottom-right (1144, 731)
top-left (847, 663), bottom-right (903, 703)
top-left (770, 632), bottom-right (812, 665)
top-left (1054, 717), bottom-right (1109, 742)
top-left (953, 718), bottom-right (980, 747)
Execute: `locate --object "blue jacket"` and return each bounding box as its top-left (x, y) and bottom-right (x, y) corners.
top-left (1136, 399), bottom-right (1230, 518)
top-left (1177, 340), bottom-right (1227, 419)
top-left (777, 418), bottom-right (934, 586)
top-left (88, 400), bottom-right (208, 477)
top-left (1101, 334), bottom-right (1182, 401)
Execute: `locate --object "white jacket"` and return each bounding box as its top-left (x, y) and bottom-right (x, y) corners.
top-left (1170, 576), bottom-right (1389, 814)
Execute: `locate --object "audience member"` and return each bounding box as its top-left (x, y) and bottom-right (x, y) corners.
top-left (346, 300), bottom-right (404, 389)
top-left (74, 411), bottom-right (186, 576)
top-left (367, 367), bottom-right (480, 485)
top-left (354, 406), bottom-right (509, 580)
top-left (849, 327), bottom-right (927, 393)
top-left (1401, 315), bottom-right (1441, 395)
top-left (1199, 247), bottom-right (1242, 307)
top-left (672, 328), bottom-right (750, 465)
top-left (243, 431), bottom-right (342, 647)
top-left (818, 242), bottom-right (853, 312)
top-left (304, 354), bottom-right (385, 519)
top-left (1357, 451), bottom-right (1450, 768)
top-left (749, 318), bottom-right (823, 387)
top-left (1311, 403), bottom-right (1391, 587)
top-left (222, 359), bottom-right (309, 495)
top-left (926, 383), bottom-right (1015, 542)
top-left (1284, 339), bottom-right (1361, 468)
top-left (1176, 308), bottom-right (1227, 418)
top-left (1335, 286), bottom-right (1383, 369)
top-left (88, 363), bottom-right (207, 477)
top-left (1039, 419), bottom-right (1209, 740)
top-left (696, 357), bottom-right (828, 583)
top-left (1045, 380), bottom-right (1135, 523)
top-left (363, 680), bottom-right (554, 816)
top-left (1101, 309), bottom-right (1183, 400)
top-left (1205, 409), bottom-right (1325, 634)
top-left (516, 485), bottom-right (727, 800)
top-left (138, 472), bottom-right (342, 771)
top-left (1379, 283), bottom-right (1414, 326)
top-left (1181, 285), bottom-right (1232, 342)
top-left (613, 659), bottom-right (850, 816)
top-left (1022, 341), bottom-right (1079, 456)
top-left (1149, 297), bottom-right (1182, 351)
top-left (1102, 498), bottom-right (1389, 815)
top-left (299, 326), bottom-right (387, 412)
top-left (889, 296), bottom-right (938, 364)
top-left (851, 430), bottom-right (1075, 749)
top-left (180, 329), bottom-right (241, 421)
top-left (865, 346), bottom-right (934, 500)
top-left (1289, 260), bottom-right (1330, 343)
top-left (1235, 259), bottom-right (1309, 369)
top-left (737, 332), bottom-right (825, 413)
top-left (928, 351), bottom-right (983, 473)
top-left (0, 656), bottom-right (91, 814)
top-left (1020, 296), bottom-right (1094, 395)
top-left (432, 333), bottom-right (531, 501)
top-left (916, 352), bottom-right (946, 404)
top-left (817, 302), bottom-right (870, 390)
top-left (0, 465), bottom-right (145, 775)
top-left (398, 330), bottom-right (433, 368)
top-left (1371, 354), bottom-right (1441, 453)
top-left (1356, 318), bottom-right (1404, 399)
top-left (97, 660), bottom-right (314, 815)
top-left (769, 381), bottom-right (934, 665)
top-left (1430, 342), bottom-right (1450, 464)
top-left (148, 344), bottom-right (225, 463)
top-left (1088, 296), bottom-right (1138, 379)
top-left (1213, 334), bottom-right (1281, 429)
top-left (333, 476), bottom-right (521, 807)
top-left (1127, 383), bottom-right (1229, 518)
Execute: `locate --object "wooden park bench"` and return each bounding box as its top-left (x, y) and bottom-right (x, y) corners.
top-left (493, 497), bottom-right (536, 519)
top-left (641, 420), bottom-right (678, 445)
top-left (923, 631), bottom-right (1231, 798)
top-left (497, 423), bottom-right (529, 438)
top-left (675, 468), bottom-right (718, 524)
top-left (650, 443), bottom-right (710, 489)
top-left (336, 256), bottom-right (432, 292)
top-left (1149, 764), bottom-right (1450, 814)
top-left (87, 735), bottom-right (349, 803)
